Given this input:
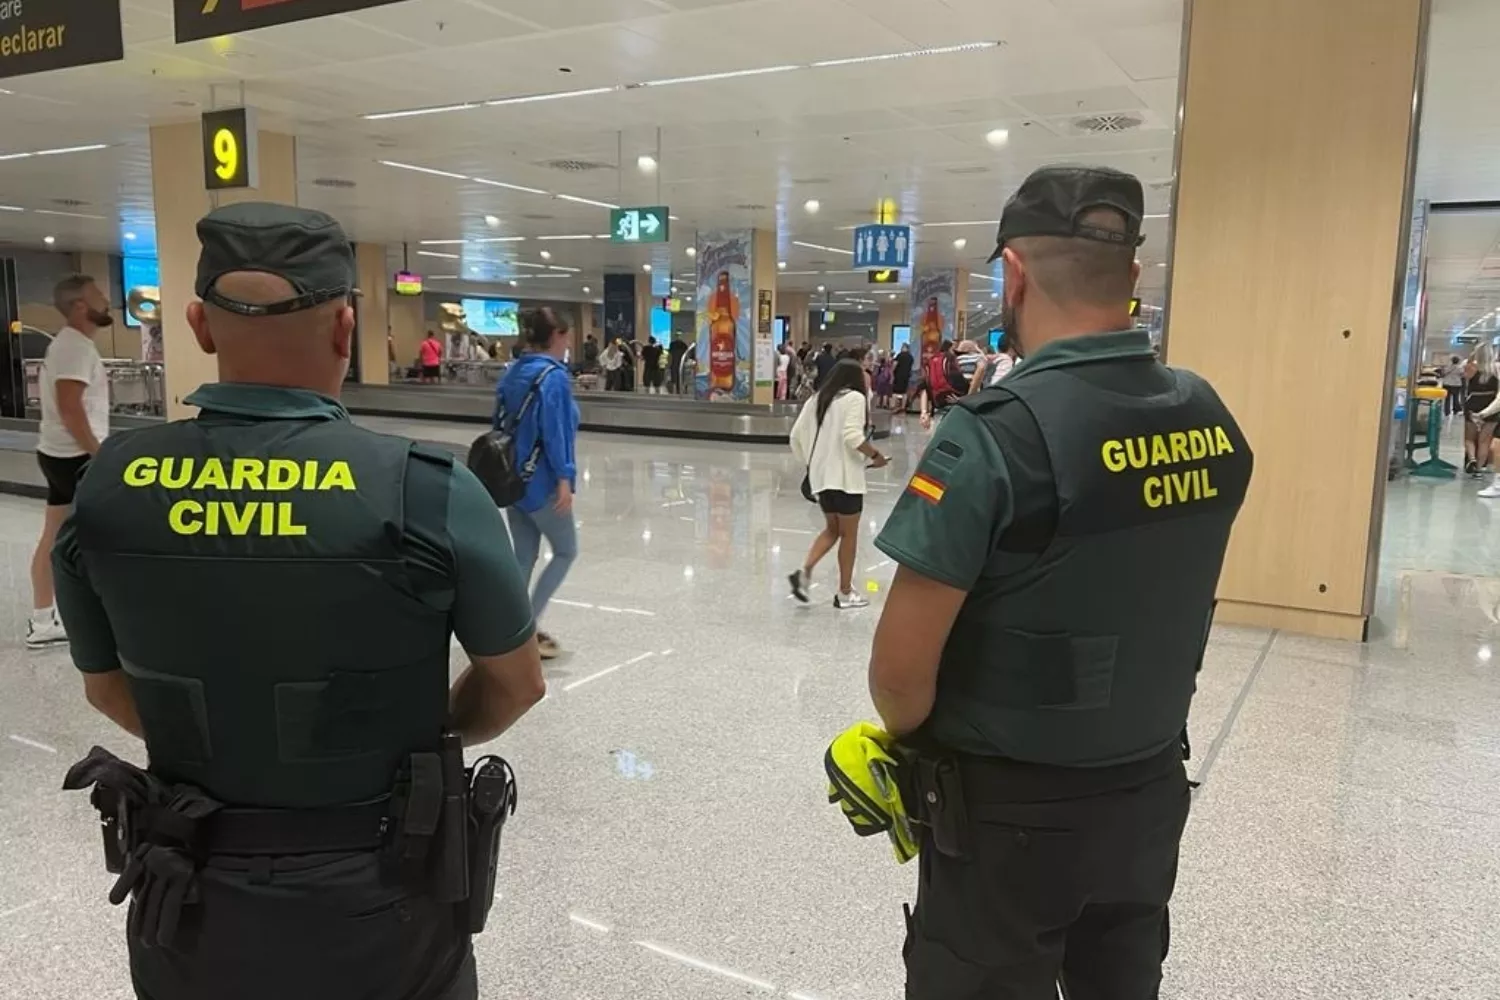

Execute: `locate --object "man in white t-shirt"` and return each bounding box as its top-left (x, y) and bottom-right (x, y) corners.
top-left (29, 274), bottom-right (112, 648)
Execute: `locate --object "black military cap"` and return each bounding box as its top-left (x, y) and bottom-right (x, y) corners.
top-left (195, 202), bottom-right (357, 316)
top-left (986, 165), bottom-right (1146, 263)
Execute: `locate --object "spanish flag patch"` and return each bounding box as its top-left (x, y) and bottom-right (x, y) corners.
top-left (907, 472), bottom-right (946, 505)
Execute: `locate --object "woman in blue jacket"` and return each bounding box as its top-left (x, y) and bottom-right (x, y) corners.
top-left (495, 308), bottom-right (580, 659)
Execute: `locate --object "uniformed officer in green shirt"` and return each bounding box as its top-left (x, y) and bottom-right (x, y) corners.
top-left (868, 166), bottom-right (1254, 1000)
top-left (53, 203), bottom-right (545, 1000)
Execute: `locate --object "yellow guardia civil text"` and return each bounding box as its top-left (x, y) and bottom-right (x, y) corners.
top-left (121, 456), bottom-right (357, 537)
top-left (1100, 425), bottom-right (1236, 510)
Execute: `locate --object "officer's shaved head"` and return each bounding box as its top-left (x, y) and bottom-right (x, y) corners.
top-left (187, 270), bottom-right (356, 395)
top-left (1008, 208), bottom-right (1138, 308)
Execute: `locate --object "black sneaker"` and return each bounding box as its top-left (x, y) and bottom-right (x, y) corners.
top-left (787, 569), bottom-right (810, 604)
top-left (1467, 460), bottom-right (1479, 476)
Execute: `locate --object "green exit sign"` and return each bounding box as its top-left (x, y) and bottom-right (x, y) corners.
top-left (610, 206), bottom-right (670, 244)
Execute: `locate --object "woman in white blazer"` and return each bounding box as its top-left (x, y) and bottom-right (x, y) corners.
top-left (788, 359), bottom-right (889, 608)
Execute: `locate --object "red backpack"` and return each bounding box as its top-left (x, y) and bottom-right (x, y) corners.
top-left (926, 353), bottom-right (959, 406)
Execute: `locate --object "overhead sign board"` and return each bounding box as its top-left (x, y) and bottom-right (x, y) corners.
top-left (853, 224), bottom-right (911, 270)
top-left (174, 0), bottom-right (408, 44)
top-left (868, 269), bottom-right (901, 285)
top-left (610, 206), bottom-right (669, 244)
top-left (202, 107), bottom-right (259, 191)
top-left (0, 0), bottom-right (125, 81)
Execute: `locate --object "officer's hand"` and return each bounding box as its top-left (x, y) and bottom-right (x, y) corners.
top-left (868, 453), bottom-right (889, 469)
top-left (554, 483), bottom-right (574, 513)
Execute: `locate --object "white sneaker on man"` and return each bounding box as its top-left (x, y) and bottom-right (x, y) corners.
top-left (25, 611), bottom-right (68, 649)
top-left (834, 591), bottom-right (870, 609)
top-left (1480, 477), bottom-right (1500, 499)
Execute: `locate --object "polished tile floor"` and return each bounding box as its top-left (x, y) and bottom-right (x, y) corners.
top-left (1, 414), bottom-right (1498, 998)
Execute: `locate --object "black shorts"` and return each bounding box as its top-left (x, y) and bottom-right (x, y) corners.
top-left (36, 452), bottom-right (89, 506)
top-left (422, 364), bottom-right (441, 378)
top-left (818, 489), bottom-right (864, 516)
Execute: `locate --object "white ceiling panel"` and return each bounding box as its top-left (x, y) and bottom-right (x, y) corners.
top-left (1098, 23), bottom-right (1182, 82)
top-left (338, 0), bottom-right (539, 46)
top-left (473, 0), bottom-right (682, 30)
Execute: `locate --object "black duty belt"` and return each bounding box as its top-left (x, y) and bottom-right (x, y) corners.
top-left (200, 798), bottom-right (391, 856)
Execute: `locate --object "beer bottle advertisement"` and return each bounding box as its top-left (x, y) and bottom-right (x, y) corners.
top-left (910, 269), bottom-right (957, 363)
top-left (693, 231), bottom-right (751, 401)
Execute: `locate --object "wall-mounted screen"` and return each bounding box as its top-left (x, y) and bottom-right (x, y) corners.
top-left (394, 271), bottom-right (423, 296)
top-left (987, 329), bottom-right (1002, 352)
top-left (121, 256), bottom-right (160, 328)
top-left (651, 307), bottom-right (673, 339)
top-left (774, 316), bottom-right (789, 344)
top-left (891, 323), bottom-right (911, 354)
top-left (461, 297), bottom-right (519, 336)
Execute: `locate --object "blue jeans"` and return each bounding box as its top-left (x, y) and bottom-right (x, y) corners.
top-left (506, 500), bottom-right (578, 623)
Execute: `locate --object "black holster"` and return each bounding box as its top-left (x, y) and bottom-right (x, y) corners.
top-left (464, 755), bottom-right (517, 935)
top-left (911, 755), bottom-right (971, 861)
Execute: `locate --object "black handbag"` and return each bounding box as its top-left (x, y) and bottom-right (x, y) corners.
top-left (468, 369), bottom-right (551, 507)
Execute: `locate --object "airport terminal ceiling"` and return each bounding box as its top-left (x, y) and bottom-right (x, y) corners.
top-left (0, 0), bottom-right (1495, 318)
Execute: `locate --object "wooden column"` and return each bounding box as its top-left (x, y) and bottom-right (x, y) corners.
top-left (1163, 0), bottom-right (1428, 639)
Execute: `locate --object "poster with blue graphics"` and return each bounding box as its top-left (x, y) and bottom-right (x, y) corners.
top-left (695, 230), bottom-right (752, 401)
top-left (910, 269), bottom-right (957, 363)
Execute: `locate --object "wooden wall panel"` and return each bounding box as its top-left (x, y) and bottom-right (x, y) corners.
top-left (1165, 0), bottom-right (1426, 638)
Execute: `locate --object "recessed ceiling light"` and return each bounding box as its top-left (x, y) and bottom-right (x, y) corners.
top-left (469, 265), bottom-right (480, 273)
top-left (686, 246), bottom-right (696, 257)
top-left (991, 291), bottom-right (1000, 299)
top-left (509, 280), bottom-right (518, 287)
top-left (123, 231), bottom-right (136, 240)
top-left (803, 199), bottom-right (820, 214)
top-left (985, 128), bottom-right (1010, 147)
top-left (43, 236), bottom-right (55, 245)
top-left (642, 264), bottom-right (652, 272)
top-left (582, 286), bottom-right (591, 294)
top-left (889, 293), bottom-right (897, 300)
top-left (637, 154), bottom-right (658, 173)
top-left (953, 237), bottom-right (968, 250)
top-left (484, 214), bottom-right (500, 227)
top-left (816, 284), bottom-right (826, 292)
top-left (1156, 262), bottom-right (1168, 268)
top-left (540, 250), bottom-right (552, 260)
top-left (777, 261), bottom-right (786, 269)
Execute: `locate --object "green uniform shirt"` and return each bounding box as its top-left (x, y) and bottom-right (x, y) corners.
top-left (55, 383), bottom-right (535, 677)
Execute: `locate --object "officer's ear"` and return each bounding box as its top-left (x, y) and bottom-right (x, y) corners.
top-left (186, 301), bottom-right (217, 356)
top-left (1001, 247), bottom-right (1026, 306)
top-left (330, 303), bottom-right (355, 361)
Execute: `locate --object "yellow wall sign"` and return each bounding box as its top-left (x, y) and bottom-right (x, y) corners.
top-left (201, 107), bottom-right (259, 191)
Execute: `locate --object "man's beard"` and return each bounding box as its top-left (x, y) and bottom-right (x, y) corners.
top-left (87, 308), bottom-right (114, 327)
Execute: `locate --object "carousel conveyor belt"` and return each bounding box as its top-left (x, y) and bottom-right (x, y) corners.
top-left (341, 384), bottom-right (892, 443)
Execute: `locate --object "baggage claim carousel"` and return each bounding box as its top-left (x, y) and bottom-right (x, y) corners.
top-left (341, 384), bottom-right (893, 444)
top-left (0, 386), bottom-right (891, 498)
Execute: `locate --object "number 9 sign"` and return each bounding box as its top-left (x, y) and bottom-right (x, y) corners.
top-left (200, 108), bottom-right (257, 191)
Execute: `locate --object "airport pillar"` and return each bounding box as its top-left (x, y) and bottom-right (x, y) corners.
top-left (780, 291), bottom-right (810, 348)
top-left (911, 269), bottom-right (968, 358)
top-left (354, 243), bottom-right (390, 385)
top-left (1163, 0), bottom-right (1428, 639)
top-left (149, 120), bottom-right (298, 419)
top-left (750, 229), bottom-right (777, 405)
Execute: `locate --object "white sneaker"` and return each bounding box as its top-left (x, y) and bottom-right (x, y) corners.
top-left (1480, 478), bottom-right (1500, 499)
top-left (834, 591), bottom-right (870, 609)
top-left (25, 615), bottom-right (68, 649)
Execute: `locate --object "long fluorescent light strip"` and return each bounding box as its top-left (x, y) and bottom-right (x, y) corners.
top-left (419, 239), bottom-right (467, 245)
top-left (792, 241), bottom-right (853, 256)
top-left (537, 234), bottom-right (597, 241)
top-left (380, 160), bottom-right (469, 180)
top-left (35, 209), bottom-right (106, 220)
top-left (555, 193), bottom-right (620, 210)
top-left (473, 236), bottom-right (527, 243)
top-left (473, 177), bottom-right (549, 195)
top-left (363, 42), bottom-right (1001, 120)
top-left (417, 250), bottom-right (460, 259)
top-left (0, 142), bottom-right (110, 162)
top-left (547, 265), bottom-right (581, 272)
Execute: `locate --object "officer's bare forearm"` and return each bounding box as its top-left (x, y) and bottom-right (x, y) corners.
top-left (83, 672), bottom-right (144, 739)
top-left (869, 565), bottom-right (966, 736)
top-left (449, 647), bottom-right (546, 746)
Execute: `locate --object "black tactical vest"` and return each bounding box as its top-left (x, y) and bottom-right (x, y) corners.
top-left (70, 413), bottom-right (455, 808)
top-left (927, 361), bottom-right (1253, 767)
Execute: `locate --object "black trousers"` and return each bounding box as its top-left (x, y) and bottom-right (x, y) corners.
top-left (129, 851), bottom-right (475, 1000)
top-left (904, 758), bottom-right (1191, 1000)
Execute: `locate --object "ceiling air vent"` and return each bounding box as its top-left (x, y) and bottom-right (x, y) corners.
top-left (312, 177), bottom-right (356, 189)
top-left (520, 213), bottom-right (556, 221)
top-left (946, 165), bottom-right (990, 176)
top-left (791, 177), bottom-right (831, 186)
top-left (538, 158), bottom-right (613, 173)
top-left (1069, 112), bottom-right (1145, 135)
top-left (734, 203), bottom-right (768, 211)
top-left (51, 198), bottom-right (89, 207)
